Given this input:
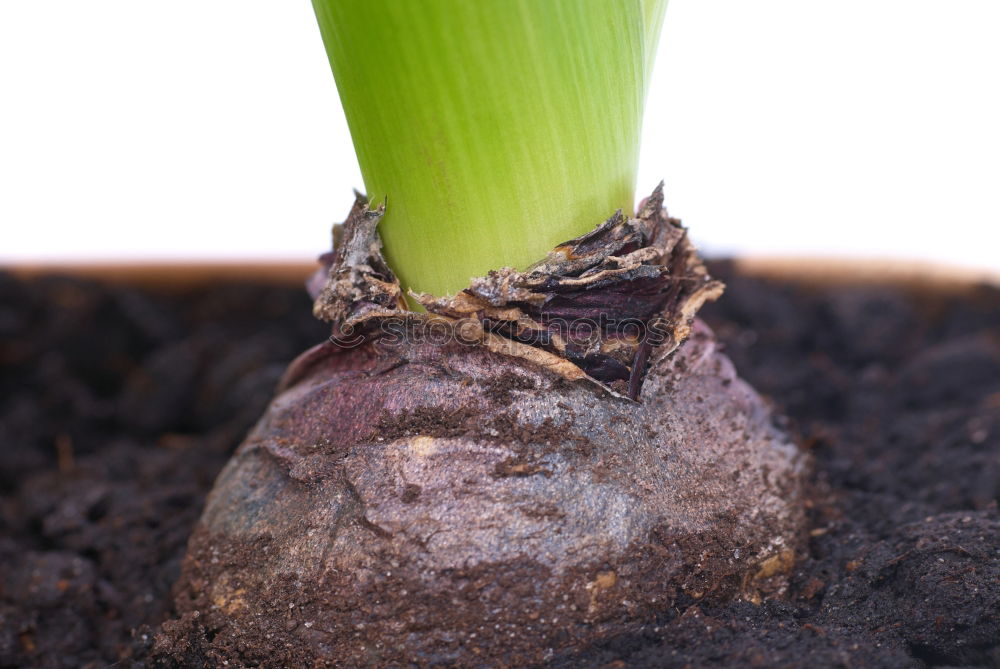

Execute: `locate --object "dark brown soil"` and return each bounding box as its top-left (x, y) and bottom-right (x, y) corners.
top-left (0, 273), bottom-right (328, 668)
top-left (1, 264), bottom-right (998, 668)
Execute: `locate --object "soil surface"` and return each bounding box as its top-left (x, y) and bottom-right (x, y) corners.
top-left (1, 264), bottom-right (997, 668)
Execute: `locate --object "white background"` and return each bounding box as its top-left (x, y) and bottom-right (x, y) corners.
top-left (2, 1), bottom-right (998, 270)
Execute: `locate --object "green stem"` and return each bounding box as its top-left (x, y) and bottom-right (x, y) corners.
top-left (312, 0), bottom-right (667, 298)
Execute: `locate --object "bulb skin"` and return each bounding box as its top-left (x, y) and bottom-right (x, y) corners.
top-left (160, 319), bottom-right (808, 666)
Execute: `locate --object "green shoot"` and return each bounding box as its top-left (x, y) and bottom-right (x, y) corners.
top-left (312, 0), bottom-right (668, 298)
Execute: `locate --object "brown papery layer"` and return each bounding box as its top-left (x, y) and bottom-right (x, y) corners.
top-left (312, 184), bottom-right (724, 400)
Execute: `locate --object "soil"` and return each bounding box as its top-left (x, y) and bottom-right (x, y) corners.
top-left (1, 263), bottom-right (998, 668)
